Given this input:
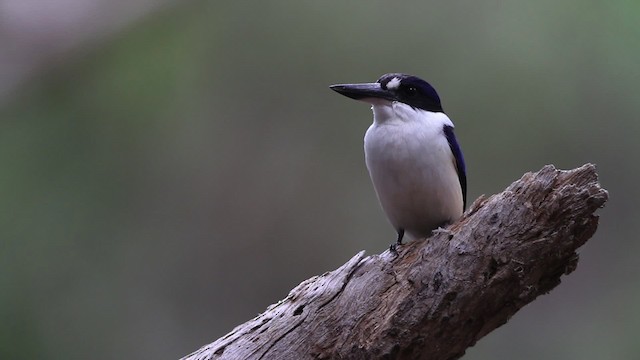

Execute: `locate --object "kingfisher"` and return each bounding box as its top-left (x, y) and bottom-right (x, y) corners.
top-left (330, 73), bottom-right (466, 246)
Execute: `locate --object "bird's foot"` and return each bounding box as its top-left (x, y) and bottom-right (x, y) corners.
top-left (389, 229), bottom-right (404, 256)
top-left (389, 229), bottom-right (404, 255)
top-left (389, 243), bottom-right (399, 255)
top-left (396, 229), bottom-right (405, 245)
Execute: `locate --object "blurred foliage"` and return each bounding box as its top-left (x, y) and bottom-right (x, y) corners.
top-left (1, 1), bottom-right (638, 359)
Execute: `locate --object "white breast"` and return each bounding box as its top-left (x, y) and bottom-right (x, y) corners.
top-left (364, 102), bottom-right (463, 240)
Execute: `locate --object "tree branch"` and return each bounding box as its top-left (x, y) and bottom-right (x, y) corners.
top-left (182, 164), bottom-right (609, 360)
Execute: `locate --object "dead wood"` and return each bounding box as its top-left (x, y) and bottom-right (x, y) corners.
top-left (182, 164), bottom-right (608, 360)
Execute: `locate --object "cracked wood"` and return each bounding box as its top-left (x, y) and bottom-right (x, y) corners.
top-left (182, 164), bottom-right (609, 360)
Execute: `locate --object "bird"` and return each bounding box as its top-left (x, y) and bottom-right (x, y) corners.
top-left (329, 73), bottom-right (466, 247)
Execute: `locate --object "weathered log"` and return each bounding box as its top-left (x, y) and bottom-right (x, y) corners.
top-left (182, 164), bottom-right (608, 360)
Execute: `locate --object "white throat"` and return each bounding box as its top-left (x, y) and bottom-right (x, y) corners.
top-left (371, 101), bottom-right (453, 129)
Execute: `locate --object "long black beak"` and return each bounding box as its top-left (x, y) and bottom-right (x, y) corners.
top-left (329, 83), bottom-right (397, 102)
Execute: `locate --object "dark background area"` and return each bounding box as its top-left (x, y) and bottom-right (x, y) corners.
top-left (1, 1), bottom-right (637, 359)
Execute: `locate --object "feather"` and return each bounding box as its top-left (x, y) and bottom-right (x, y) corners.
top-left (443, 125), bottom-right (467, 210)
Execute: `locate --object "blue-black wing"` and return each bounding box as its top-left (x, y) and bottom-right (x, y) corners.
top-left (443, 125), bottom-right (467, 210)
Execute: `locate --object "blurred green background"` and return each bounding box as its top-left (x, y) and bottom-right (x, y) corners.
top-left (1, 1), bottom-right (637, 359)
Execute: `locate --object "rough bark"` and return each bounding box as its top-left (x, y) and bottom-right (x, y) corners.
top-left (182, 164), bottom-right (608, 360)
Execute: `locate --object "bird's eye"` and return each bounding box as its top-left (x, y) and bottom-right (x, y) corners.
top-left (404, 86), bottom-right (418, 96)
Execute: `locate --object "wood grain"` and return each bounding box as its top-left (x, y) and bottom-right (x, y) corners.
top-left (182, 164), bottom-right (608, 360)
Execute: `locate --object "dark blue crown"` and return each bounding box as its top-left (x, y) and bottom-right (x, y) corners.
top-left (377, 73), bottom-right (443, 112)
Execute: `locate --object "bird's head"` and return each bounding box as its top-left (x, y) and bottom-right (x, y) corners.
top-left (330, 73), bottom-right (443, 113)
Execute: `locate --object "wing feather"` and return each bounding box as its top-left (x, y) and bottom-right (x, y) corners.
top-left (443, 125), bottom-right (467, 210)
